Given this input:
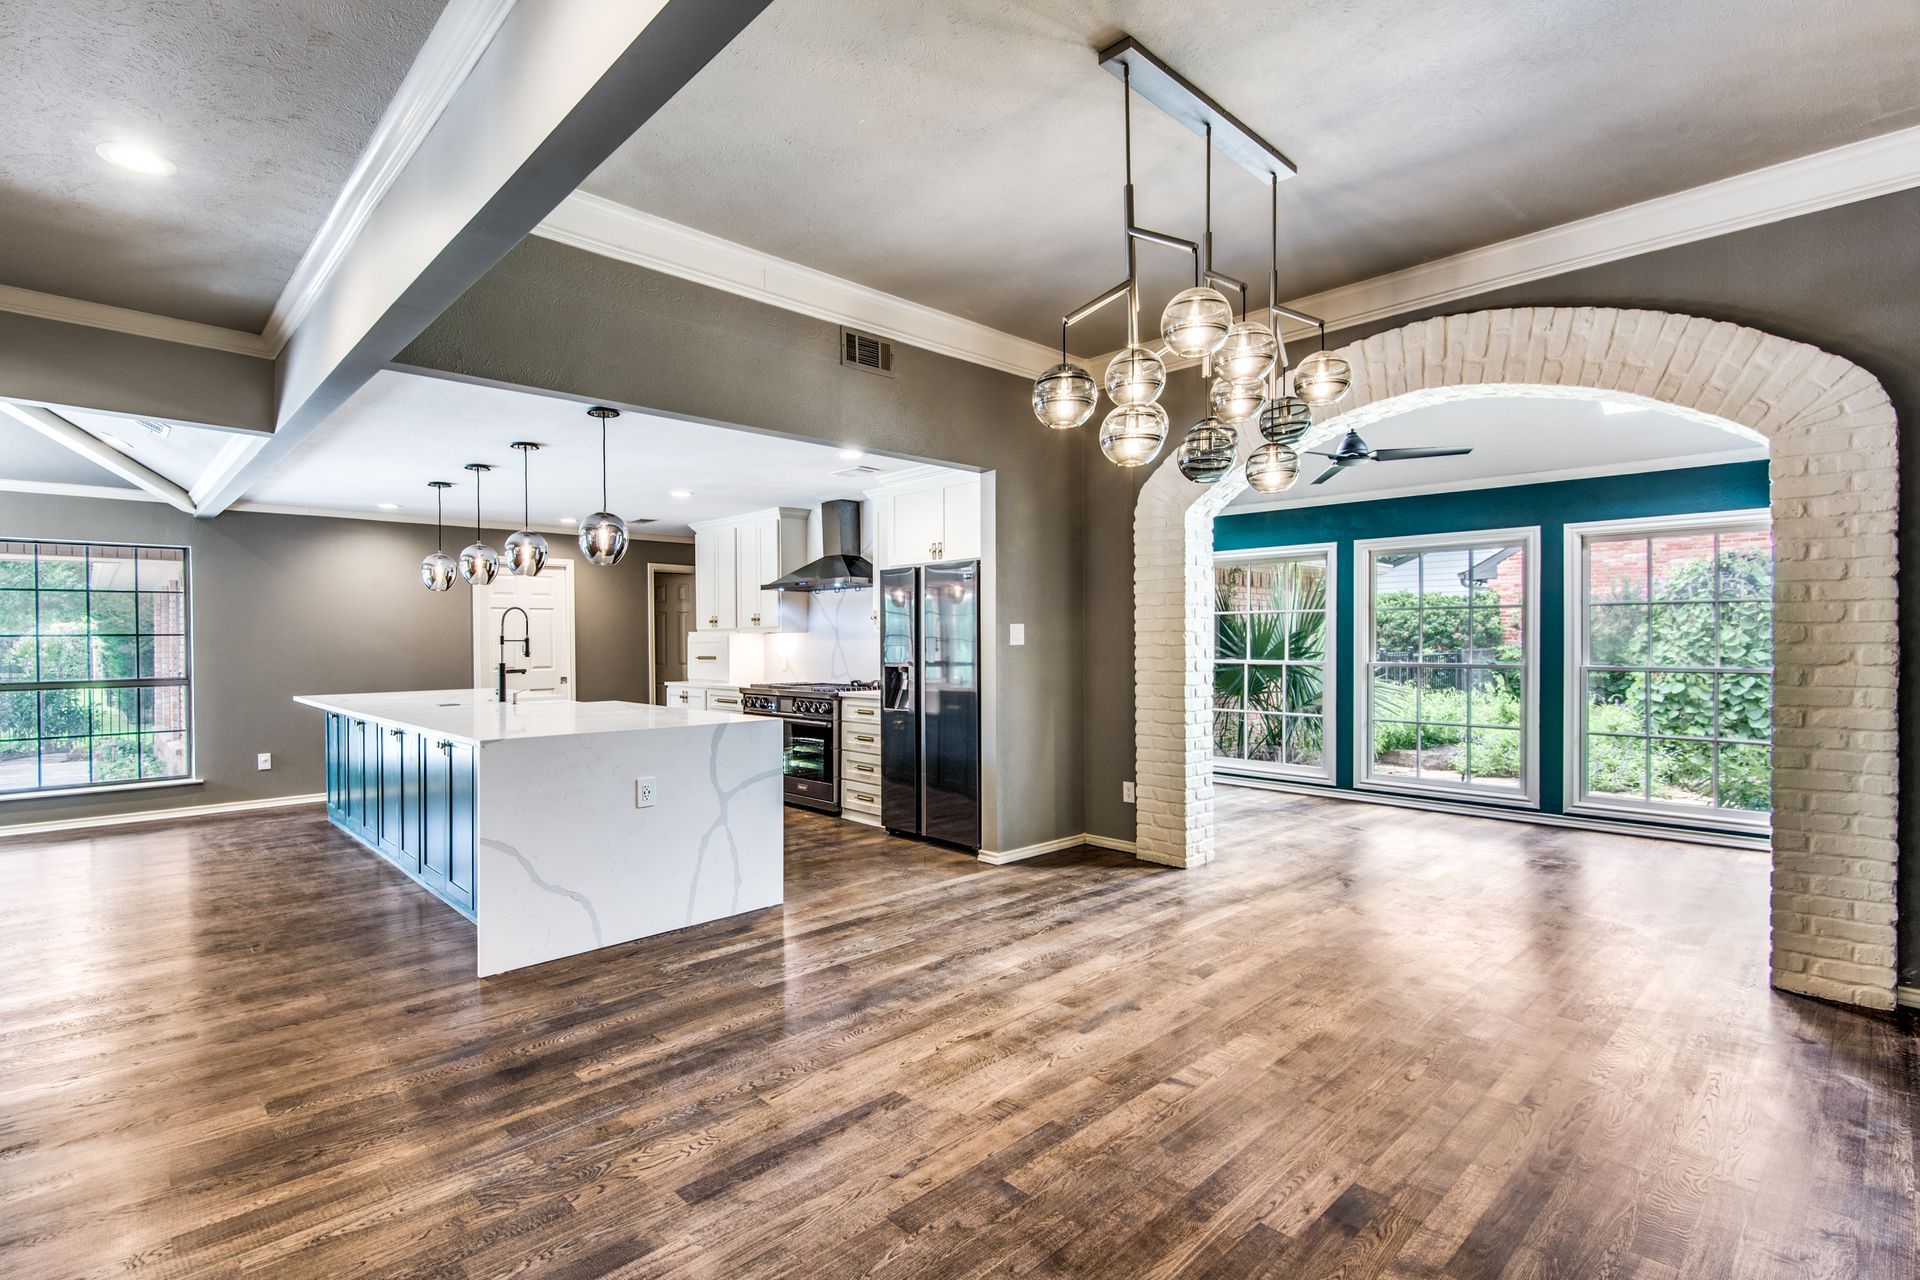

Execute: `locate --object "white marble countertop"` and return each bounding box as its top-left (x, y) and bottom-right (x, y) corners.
top-left (294, 689), bottom-right (757, 746)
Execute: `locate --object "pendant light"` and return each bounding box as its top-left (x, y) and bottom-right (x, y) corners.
top-left (1099, 402), bottom-right (1169, 467)
top-left (458, 464), bottom-right (500, 585)
top-left (420, 480), bottom-right (456, 591)
top-left (503, 442), bottom-right (548, 576)
top-left (1209, 378), bottom-right (1267, 425)
top-left (577, 406), bottom-right (629, 567)
top-left (1175, 415), bottom-right (1237, 484)
top-left (1245, 442), bottom-right (1302, 493)
top-left (1105, 344), bottom-right (1167, 408)
top-left (1245, 174), bottom-right (1310, 495)
top-left (1293, 322), bottom-right (1353, 407)
top-left (1033, 319), bottom-right (1098, 429)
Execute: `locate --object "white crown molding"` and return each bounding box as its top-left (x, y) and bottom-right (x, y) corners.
top-left (227, 499), bottom-right (694, 541)
top-left (1220, 448), bottom-right (1767, 516)
top-left (535, 192), bottom-right (1063, 379)
top-left (259, 0), bottom-right (520, 355)
top-left (1269, 122), bottom-right (1920, 345)
top-left (0, 283), bottom-right (272, 358)
top-left (0, 477), bottom-right (166, 505)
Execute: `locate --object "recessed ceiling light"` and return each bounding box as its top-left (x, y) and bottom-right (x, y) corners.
top-left (95, 141), bottom-right (176, 176)
top-left (670, 489), bottom-right (692, 498)
top-left (377, 502), bottom-right (400, 510)
top-left (838, 448), bottom-right (865, 461)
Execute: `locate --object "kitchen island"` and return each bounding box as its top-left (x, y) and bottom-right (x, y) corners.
top-left (294, 690), bottom-right (783, 975)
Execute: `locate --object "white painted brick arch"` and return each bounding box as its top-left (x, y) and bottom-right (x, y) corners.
top-left (1132, 307), bottom-right (1901, 1010)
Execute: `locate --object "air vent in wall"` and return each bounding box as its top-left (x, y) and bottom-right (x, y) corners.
top-left (840, 327), bottom-right (894, 376)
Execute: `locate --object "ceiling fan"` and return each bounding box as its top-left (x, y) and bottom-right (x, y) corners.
top-left (1305, 429), bottom-right (1472, 485)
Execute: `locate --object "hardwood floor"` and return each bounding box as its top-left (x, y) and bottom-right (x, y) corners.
top-left (1, 788), bottom-right (1913, 1278)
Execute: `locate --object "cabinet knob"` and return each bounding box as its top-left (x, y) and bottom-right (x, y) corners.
top-left (751, 613), bottom-right (761, 625)
top-left (708, 615), bottom-right (718, 626)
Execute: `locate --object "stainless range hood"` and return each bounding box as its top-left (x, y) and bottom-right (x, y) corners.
top-left (762, 499), bottom-right (873, 592)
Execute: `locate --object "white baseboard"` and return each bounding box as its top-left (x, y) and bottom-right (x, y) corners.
top-left (977, 831), bottom-right (1141, 864)
top-left (0, 792), bottom-right (325, 840)
top-left (1897, 986), bottom-right (1920, 1011)
top-left (1214, 774), bottom-right (1770, 852)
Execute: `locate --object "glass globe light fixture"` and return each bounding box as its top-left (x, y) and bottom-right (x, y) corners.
top-left (420, 480), bottom-right (456, 592)
top-left (577, 406), bottom-right (630, 567)
top-left (1258, 394), bottom-right (1313, 446)
top-left (1175, 416), bottom-right (1238, 485)
top-left (1210, 377), bottom-right (1267, 425)
top-left (1293, 327), bottom-right (1353, 405)
top-left (458, 463), bottom-right (500, 585)
top-left (578, 512), bottom-right (629, 567)
top-left (1160, 286), bottom-right (1233, 359)
top-left (1032, 361), bottom-right (1098, 429)
top-left (1245, 442), bottom-right (1302, 494)
top-left (1104, 345), bottom-right (1166, 408)
top-left (503, 441), bottom-right (548, 576)
top-left (1218, 320), bottom-right (1278, 384)
top-left (1099, 402), bottom-right (1169, 467)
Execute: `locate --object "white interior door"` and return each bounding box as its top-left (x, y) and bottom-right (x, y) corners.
top-left (473, 558), bottom-right (576, 699)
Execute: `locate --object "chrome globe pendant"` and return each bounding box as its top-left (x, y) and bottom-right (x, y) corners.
top-left (1210, 377), bottom-right (1267, 425)
top-left (1246, 442), bottom-right (1302, 493)
top-left (420, 480), bottom-right (457, 592)
top-left (1175, 415), bottom-right (1237, 484)
top-left (1258, 393), bottom-right (1313, 446)
top-left (1031, 319), bottom-right (1098, 429)
top-left (1161, 286), bottom-right (1234, 360)
top-left (1099, 402), bottom-right (1169, 467)
top-left (577, 406), bottom-right (629, 567)
top-left (458, 463), bottom-right (500, 586)
top-left (502, 441), bottom-right (549, 576)
top-left (1294, 322), bottom-right (1352, 407)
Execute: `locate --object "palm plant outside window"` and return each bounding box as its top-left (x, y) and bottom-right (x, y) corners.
top-left (0, 541), bottom-right (191, 795)
top-left (1212, 549), bottom-right (1332, 779)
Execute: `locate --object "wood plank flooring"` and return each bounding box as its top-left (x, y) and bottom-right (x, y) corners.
top-left (0, 787), bottom-right (1913, 1278)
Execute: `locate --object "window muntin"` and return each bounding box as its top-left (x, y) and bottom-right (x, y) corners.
top-left (1361, 533), bottom-right (1533, 800)
top-left (0, 541), bottom-right (191, 795)
top-left (1573, 518), bottom-right (1770, 825)
top-left (1212, 548), bottom-right (1332, 779)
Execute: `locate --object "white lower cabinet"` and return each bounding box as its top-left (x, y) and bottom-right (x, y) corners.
top-left (839, 693), bottom-right (883, 823)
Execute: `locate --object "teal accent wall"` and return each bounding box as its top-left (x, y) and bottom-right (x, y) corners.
top-left (1214, 460), bottom-right (1770, 827)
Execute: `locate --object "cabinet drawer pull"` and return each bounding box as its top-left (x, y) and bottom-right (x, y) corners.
top-left (852, 792), bottom-right (876, 805)
top-left (694, 654), bottom-right (718, 662)
top-left (853, 763), bottom-right (876, 774)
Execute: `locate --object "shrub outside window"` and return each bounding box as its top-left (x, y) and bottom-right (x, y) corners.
top-left (0, 541), bottom-right (192, 796)
top-left (1212, 547), bottom-right (1334, 780)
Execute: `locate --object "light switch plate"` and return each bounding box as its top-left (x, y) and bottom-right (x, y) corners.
top-left (1009, 623), bottom-right (1025, 646)
top-left (635, 777), bottom-right (657, 808)
top-left (256, 753), bottom-right (272, 771)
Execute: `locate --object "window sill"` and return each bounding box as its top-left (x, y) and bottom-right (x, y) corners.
top-left (1355, 776), bottom-right (1539, 810)
top-left (0, 777), bottom-right (205, 804)
top-left (1564, 798), bottom-right (1769, 836)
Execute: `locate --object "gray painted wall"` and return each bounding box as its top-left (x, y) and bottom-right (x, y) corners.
top-left (396, 237), bottom-right (1089, 853)
top-left (1080, 186), bottom-right (1920, 985)
top-left (0, 492), bottom-right (689, 829)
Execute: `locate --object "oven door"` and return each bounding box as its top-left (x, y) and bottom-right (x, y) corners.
top-left (782, 717), bottom-right (839, 811)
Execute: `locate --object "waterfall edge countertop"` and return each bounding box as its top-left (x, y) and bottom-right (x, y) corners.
top-left (296, 689), bottom-right (783, 976)
top-left (293, 689), bottom-right (753, 745)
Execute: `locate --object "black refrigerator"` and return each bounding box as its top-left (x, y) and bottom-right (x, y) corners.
top-left (881, 561), bottom-right (981, 850)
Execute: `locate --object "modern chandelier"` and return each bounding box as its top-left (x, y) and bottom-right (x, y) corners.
top-left (1030, 37), bottom-right (1348, 492)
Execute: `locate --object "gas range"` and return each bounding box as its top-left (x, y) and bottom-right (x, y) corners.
top-left (739, 682), bottom-right (880, 814)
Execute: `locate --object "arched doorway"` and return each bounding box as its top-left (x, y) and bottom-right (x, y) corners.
top-left (1131, 307), bottom-right (1900, 1010)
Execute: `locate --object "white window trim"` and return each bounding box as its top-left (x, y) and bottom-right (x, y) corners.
top-left (1210, 541), bottom-right (1338, 784)
top-left (1562, 509), bottom-right (1772, 834)
top-left (1353, 526), bottom-right (1542, 809)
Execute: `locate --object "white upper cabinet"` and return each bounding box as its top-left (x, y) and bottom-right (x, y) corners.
top-left (693, 508), bottom-right (810, 633)
top-left (878, 473), bottom-right (982, 567)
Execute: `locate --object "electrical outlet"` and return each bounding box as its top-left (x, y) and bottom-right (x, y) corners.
top-left (256, 753), bottom-right (272, 771)
top-left (1008, 622), bottom-right (1025, 646)
top-left (635, 777), bottom-right (657, 808)
top-left (1122, 780), bottom-right (1135, 804)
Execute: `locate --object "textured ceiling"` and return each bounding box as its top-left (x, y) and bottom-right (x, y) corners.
top-left (0, 0), bottom-right (448, 330)
top-left (585, 0), bottom-right (1920, 353)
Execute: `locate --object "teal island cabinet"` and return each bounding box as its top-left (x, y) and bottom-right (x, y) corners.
top-left (298, 690), bottom-right (784, 976)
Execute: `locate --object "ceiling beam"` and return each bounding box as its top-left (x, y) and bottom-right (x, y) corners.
top-left (0, 311), bottom-right (275, 435)
top-left (0, 404), bottom-right (197, 514)
top-left (193, 0), bottom-right (774, 517)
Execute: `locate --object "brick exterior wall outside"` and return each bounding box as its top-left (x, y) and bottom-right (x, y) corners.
top-left (1132, 307), bottom-right (1900, 1011)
